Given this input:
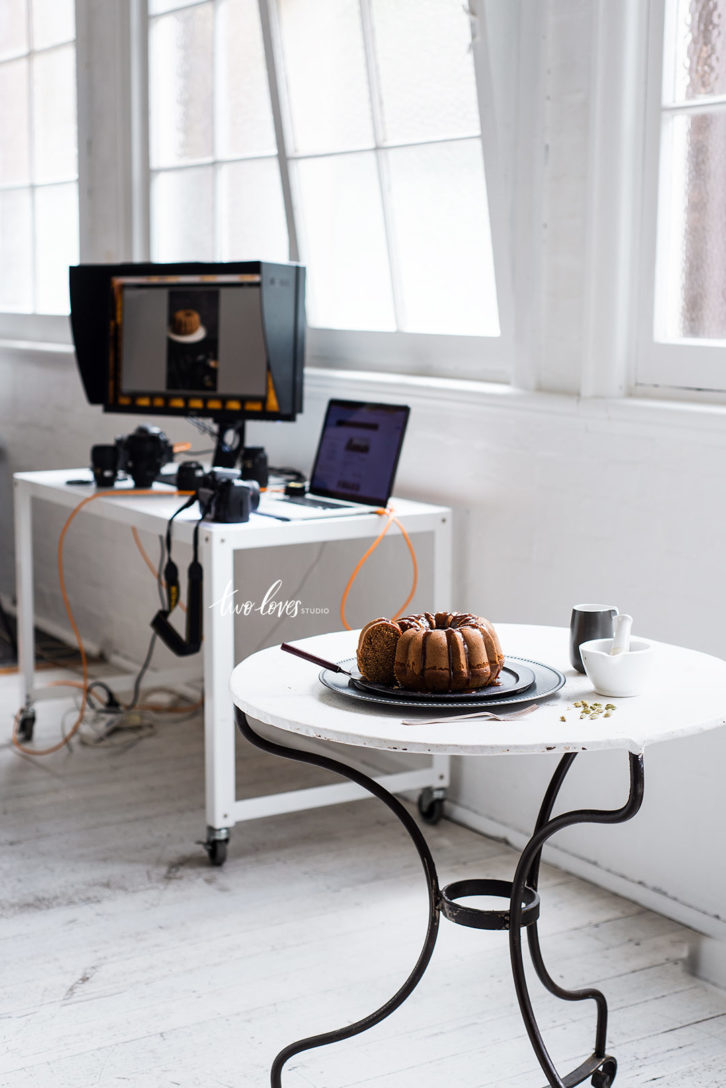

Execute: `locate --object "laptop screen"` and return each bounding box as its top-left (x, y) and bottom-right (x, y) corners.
top-left (309, 400), bottom-right (410, 506)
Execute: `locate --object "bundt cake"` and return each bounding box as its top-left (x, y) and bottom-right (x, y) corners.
top-left (171, 308), bottom-right (201, 337)
top-left (357, 611), bottom-right (505, 693)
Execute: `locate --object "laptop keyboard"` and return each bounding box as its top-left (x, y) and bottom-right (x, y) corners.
top-left (283, 495), bottom-right (349, 510)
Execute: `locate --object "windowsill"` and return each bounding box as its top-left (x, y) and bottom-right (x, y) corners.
top-left (4, 340), bottom-right (726, 439)
top-left (305, 364), bottom-right (726, 437)
top-left (0, 338), bottom-right (74, 355)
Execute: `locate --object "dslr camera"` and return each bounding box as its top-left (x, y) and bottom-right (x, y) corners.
top-left (91, 425), bottom-right (173, 489)
top-left (196, 467), bottom-right (260, 523)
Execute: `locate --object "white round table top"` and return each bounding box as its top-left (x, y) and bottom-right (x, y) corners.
top-left (229, 625), bottom-right (726, 756)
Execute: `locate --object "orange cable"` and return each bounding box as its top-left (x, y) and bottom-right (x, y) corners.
top-left (130, 526), bottom-right (187, 613)
top-left (339, 507), bottom-right (418, 631)
top-left (388, 512), bottom-right (419, 619)
top-left (12, 489), bottom-right (193, 757)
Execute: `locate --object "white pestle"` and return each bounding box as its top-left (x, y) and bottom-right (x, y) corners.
top-left (610, 613), bottom-right (633, 656)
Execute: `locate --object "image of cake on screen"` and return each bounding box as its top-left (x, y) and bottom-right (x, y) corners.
top-left (166, 289), bottom-right (220, 393)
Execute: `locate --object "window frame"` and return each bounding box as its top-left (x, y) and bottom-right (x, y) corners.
top-left (268, 0), bottom-right (514, 380)
top-left (635, 0), bottom-right (726, 397)
top-left (1, 0), bottom-right (513, 383)
top-left (0, 2), bottom-right (79, 341)
top-left (0, 0), bottom-right (143, 346)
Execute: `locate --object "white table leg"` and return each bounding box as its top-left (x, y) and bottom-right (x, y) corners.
top-left (431, 512), bottom-right (453, 797)
top-left (431, 512), bottom-right (453, 612)
top-left (201, 529), bottom-right (237, 846)
top-left (13, 480), bottom-right (35, 707)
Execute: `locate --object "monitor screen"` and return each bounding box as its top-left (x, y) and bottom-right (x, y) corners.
top-left (70, 261), bottom-right (305, 422)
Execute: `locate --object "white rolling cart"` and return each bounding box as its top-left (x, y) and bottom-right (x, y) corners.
top-left (13, 468), bottom-right (452, 864)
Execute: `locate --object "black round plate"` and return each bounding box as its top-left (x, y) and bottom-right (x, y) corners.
top-left (318, 656), bottom-right (565, 711)
top-left (348, 660), bottom-right (535, 701)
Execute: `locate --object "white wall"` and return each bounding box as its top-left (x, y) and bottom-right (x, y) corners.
top-left (2, 0), bottom-right (726, 946)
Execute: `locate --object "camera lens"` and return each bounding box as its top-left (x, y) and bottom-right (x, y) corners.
top-left (241, 446), bottom-right (268, 489)
top-left (177, 460), bottom-right (205, 493)
top-left (90, 444), bottom-right (119, 487)
top-left (246, 479), bottom-right (261, 512)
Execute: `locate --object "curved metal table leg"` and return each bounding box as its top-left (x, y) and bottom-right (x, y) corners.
top-left (235, 709), bottom-right (441, 1088)
top-left (509, 751), bottom-right (645, 1088)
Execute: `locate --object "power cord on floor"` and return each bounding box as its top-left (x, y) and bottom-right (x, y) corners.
top-left (11, 488), bottom-right (197, 758)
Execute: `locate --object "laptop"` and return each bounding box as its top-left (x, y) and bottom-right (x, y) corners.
top-left (258, 399), bottom-right (410, 520)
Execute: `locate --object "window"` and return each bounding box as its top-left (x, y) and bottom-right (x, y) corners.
top-left (0, 0), bottom-right (507, 379)
top-left (145, 0), bottom-right (506, 378)
top-left (639, 0), bottom-right (726, 393)
top-left (148, 0), bottom-right (289, 265)
top-left (0, 0), bottom-right (78, 317)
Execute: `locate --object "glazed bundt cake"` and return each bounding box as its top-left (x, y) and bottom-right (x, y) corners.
top-left (171, 308), bottom-right (201, 337)
top-left (357, 611), bottom-right (504, 693)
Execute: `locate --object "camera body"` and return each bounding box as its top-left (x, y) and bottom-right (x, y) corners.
top-left (118, 426), bottom-right (173, 488)
top-left (91, 425), bottom-right (173, 488)
top-left (197, 468), bottom-right (260, 523)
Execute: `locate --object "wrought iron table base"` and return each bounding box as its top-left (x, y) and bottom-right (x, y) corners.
top-left (235, 709), bottom-right (645, 1088)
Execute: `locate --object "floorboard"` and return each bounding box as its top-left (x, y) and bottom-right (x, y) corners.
top-left (2, 670), bottom-right (726, 1086)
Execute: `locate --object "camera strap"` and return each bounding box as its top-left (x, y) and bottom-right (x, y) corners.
top-left (151, 500), bottom-right (205, 656)
top-left (163, 495), bottom-right (197, 613)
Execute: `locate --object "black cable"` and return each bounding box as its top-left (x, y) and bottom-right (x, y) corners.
top-left (185, 416), bottom-right (218, 439)
top-left (269, 466), bottom-right (306, 483)
top-left (127, 630), bottom-right (158, 710)
top-left (87, 680), bottom-right (121, 709)
top-left (126, 536), bottom-right (166, 709)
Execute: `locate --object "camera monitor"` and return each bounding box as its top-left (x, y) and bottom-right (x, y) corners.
top-left (70, 260), bottom-right (305, 463)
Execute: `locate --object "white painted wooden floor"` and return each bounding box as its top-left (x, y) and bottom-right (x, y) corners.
top-left (2, 671), bottom-right (726, 1087)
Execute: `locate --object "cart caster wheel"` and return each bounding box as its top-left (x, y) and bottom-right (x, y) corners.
top-left (199, 830), bottom-right (229, 867)
top-left (16, 708), bottom-right (36, 743)
top-left (417, 788), bottom-right (445, 825)
top-left (592, 1057), bottom-right (617, 1087)
top-left (206, 839), bottom-right (227, 866)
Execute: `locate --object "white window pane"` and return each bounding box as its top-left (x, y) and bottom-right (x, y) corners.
top-left (31, 0), bottom-right (74, 50)
top-left (387, 140), bottom-right (499, 336)
top-left (149, 5), bottom-right (213, 168)
top-left (0, 0), bottom-right (27, 60)
top-left (657, 110), bottom-right (726, 339)
top-left (371, 0), bottom-right (479, 144)
top-left (0, 188), bottom-right (33, 311)
top-left (295, 153), bottom-right (395, 331)
top-left (218, 158), bottom-right (288, 262)
top-left (32, 45), bottom-right (77, 183)
top-left (0, 58), bottom-right (30, 185)
top-left (216, 0), bottom-right (277, 158)
top-left (670, 0), bottom-right (726, 101)
top-left (151, 167), bottom-right (214, 261)
top-left (277, 0), bottom-right (373, 153)
top-left (150, 0), bottom-right (201, 14)
top-left (34, 182), bottom-right (78, 314)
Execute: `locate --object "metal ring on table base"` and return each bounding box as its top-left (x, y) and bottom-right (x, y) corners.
top-left (234, 708), bottom-right (442, 1088)
top-left (508, 751), bottom-right (645, 1088)
top-left (440, 877), bottom-right (540, 930)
